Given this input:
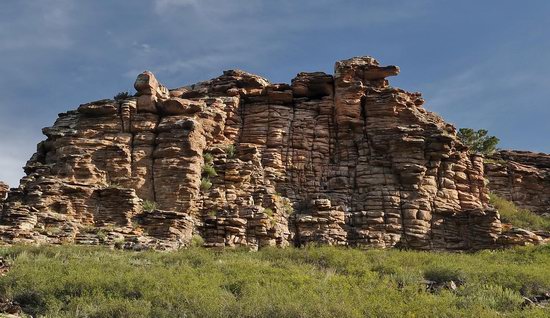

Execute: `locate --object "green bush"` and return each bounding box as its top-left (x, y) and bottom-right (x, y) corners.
top-left (490, 193), bottom-right (550, 231)
top-left (263, 208), bottom-right (274, 217)
top-left (142, 200), bottom-right (157, 212)
top-left (225, 144), bottom-right (236, 158)
top-left (114, 91), bottom-right (131, 100)
top-left (200, 178), bottom-right (212, 191)
top-left (456, 284), bottom-right (524, 312)
top-left (424, 266), bottom-right (467, 284)
top-left (203, 152), bottom-right (214, 164)
top-left (457, 128), bottom-right (499, 155)
top-left (96, 230), bottom-right (107, 241)
top-left (202, 164), bottom-right (217, 178)
top-left (190, 235), bottom-right (205, 247)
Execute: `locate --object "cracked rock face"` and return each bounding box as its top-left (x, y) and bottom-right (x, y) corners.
top-left (0, 56), bottom-right (516, 250)
top-left (485, 150), bottom-right (550, 216)
top-left (0, 183), bottom-right (8, 202)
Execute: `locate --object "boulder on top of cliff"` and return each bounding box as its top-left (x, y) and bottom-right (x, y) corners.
top-left (221, 69), bottom-right (270, 89)
top-left (335, 56), bottom-right (400, 83)
top-left (134, 71), bottom-right (160, 95)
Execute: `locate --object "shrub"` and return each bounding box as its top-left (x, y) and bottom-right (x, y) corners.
top-left (200, 178), bottom-right (212, 191)
top-left (203, 152), bottom-right (214, 164)
top-left (96, 230), bottom-right (107, 241)
top-left (114, 238), bottom-right (125, 249)
top-left (283, 201), bottom-right (294, 215)
top-left (202, 164), bottom-right (217, 178)
top-left (225, 144), bottom-right (236, 158)
top-left (263, 208), bottom-right (274, 217)
top-left (142, 200), bottom-right (157, 212)
top-left (424, 266), bottom-right (467, 285)
top-left (190, 234), bottom-right (205, 247)
top-left (457, 128), bottom-right (499, 155)
top-left (456, 284), bottom-right (524, 312)
top-left (490, 193), bottom-right (550, 231)
top-left (114, 91), bottom-right (131, 100)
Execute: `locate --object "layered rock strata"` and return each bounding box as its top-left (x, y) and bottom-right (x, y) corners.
top-left (0, 182), bottom-right (8, 202)
top-left (0, 56), bottom-right (516, 250)
top-left (485, 150), bottom-right (550, 216)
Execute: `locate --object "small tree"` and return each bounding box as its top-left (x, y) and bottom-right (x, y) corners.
top-left (457, 128), bottom-right (499, 155)
top-left (114, 91), bottom-right (131, 100)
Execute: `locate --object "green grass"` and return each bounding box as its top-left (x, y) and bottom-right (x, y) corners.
top-left (225, 144), bottom-right (236, 158)
top-left (203, 152), bottom-right (214, 164)
top-left (202, 164), bottom-right (217, 178)
top-left (490, 194), bottom-right (550, 231)
top-left (200, 178), bottom-right (213, 191)
top-left (263, 208), bottom-right (273, 217)
top-left (141, 200), bottom-right (157, 213)
top-left (1, 245), bottom-right (550, 317)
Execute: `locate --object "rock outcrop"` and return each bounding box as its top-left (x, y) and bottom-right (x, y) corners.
top-left (485, 150), bottom-right (550, 216)
top-left (0, 182), bottom-right (8, 202)
top-left (0, 56), bottom-right (517, 250)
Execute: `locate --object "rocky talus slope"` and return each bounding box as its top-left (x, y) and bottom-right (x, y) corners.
top-left (485, 150), bottom-right (550, 216)
top-left (0, 56), bottom-right (544, 250)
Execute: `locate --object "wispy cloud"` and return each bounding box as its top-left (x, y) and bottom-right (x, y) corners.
top-left (420, 37), bottom-right (550, 152)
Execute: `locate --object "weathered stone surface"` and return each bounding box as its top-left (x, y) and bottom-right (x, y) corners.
top-left (0, 56), bottom-right (541, 250)
top-left (485, 150), bottom-right (550, 216)
top-left (134, 71), bottom-right (170, 114)
top-left (0, 182), bottom-right (8, 202)
top-left (157, 98), bottom-right (205, 115)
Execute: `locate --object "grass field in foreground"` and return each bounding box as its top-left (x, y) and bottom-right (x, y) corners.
top-left (0, 245), bottom-right (549, 318)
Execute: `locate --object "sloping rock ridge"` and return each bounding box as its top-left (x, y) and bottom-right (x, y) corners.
top-left (485, 150), bottom-right (550, 216)
top-left (0, 56), bottom-right (531, 250)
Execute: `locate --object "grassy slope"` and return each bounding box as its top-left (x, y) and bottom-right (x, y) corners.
top-left (0, 245), bottom-right (549, 317)
top-left (490, 194), bottom-right (550, 231)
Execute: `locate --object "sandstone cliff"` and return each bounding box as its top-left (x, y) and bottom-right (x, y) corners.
top-left (0, 56), bottom-right (519, 250)
top-left (0, 182), bottom-right (8, 202)
top-left (485, 150), bottom-right (550, 216)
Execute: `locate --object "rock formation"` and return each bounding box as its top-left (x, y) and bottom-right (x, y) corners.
top-left (0, 182), bottom-right (8, 202)
top-left (0, 56), bottom-right (535, 250)
top-left (485, 150), bottom-right (550, 216)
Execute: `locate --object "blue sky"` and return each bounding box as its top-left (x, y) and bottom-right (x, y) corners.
top-left (1, 0), bottom-right (549, 186)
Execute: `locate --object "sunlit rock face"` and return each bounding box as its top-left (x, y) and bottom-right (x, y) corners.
top-left (0, 56), bottom-right (515, 250)
top-left (0, 182), bottom-right (8, 202)
top-left (485, 150), bottom-right (550, 216)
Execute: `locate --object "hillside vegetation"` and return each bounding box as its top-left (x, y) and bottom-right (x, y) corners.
top-left (0, 245), bottom-right (549, 317)
top-left (490, 194), bottom-right (550, 231)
